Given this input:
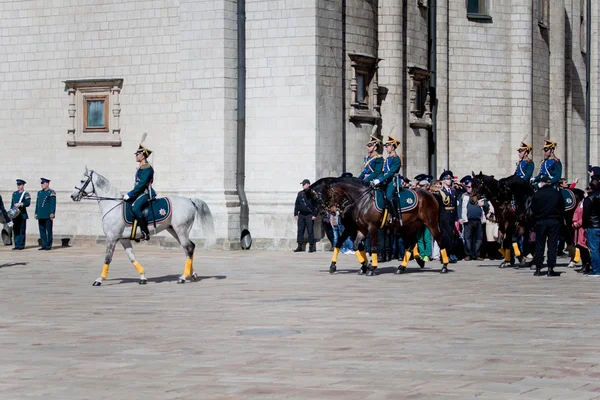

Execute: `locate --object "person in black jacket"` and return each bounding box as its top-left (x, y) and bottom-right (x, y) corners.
top-left (293, 179), bottom-right (317, 252)
top-left (582, 178), bottom-right (600, 276)
top-left (530, 175), bottom-right (564, 276)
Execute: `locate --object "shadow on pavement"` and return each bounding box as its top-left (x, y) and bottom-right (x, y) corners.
top-left (0, 262), bottom-right (28, 268)
top-left (111, 274), bottom-right (227, 284)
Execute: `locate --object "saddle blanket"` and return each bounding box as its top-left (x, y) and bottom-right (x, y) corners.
top-left (122, 197), bottom-right (172, 226)
top-left (561, 188), bottom-right (576, 212)
top-left (373, 189), bottom-right (419, 213)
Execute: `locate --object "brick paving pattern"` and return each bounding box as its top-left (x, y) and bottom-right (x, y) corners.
top-left (1, 246), bottom-right (600, 399)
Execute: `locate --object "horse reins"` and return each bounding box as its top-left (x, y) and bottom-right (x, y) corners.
top-left (74, 171), bottom-right (124, 221)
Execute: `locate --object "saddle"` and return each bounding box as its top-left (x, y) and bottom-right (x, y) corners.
top-left (122, 197), bottom-right (172, 226)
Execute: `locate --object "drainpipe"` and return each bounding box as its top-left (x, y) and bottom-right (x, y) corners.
top-left (342, 0), bottom-right (347, 172)
top-left (586, 0), bottom-right (591, 183)
top-left (428, 0), bottom-right (437, 175)
top-left (237, 0), bottom-right (251, 249)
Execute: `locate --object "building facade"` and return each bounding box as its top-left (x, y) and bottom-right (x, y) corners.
top-left (0, 0), bottom-right (598, 248)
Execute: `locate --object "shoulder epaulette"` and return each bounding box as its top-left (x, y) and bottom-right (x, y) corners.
top-left (49, 190), bottom-right (56, 196)
top-left (140, 162), bottom-right (152, 170)
top-left (554, 157), bottom-right (561, 162)
top-left (374, 154), bottom-right (382, 158)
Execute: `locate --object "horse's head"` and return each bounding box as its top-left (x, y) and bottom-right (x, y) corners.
top-left (308, 176), bottom-right (369, 216)
top-left (471, 171), bottom-right (498, 201)
top-left (71, 166), bottom-right (96, 202)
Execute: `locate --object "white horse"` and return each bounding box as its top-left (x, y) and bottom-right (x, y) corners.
top-left (71, 168), bottom-right (214, 286)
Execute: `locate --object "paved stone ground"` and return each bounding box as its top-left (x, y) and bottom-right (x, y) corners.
top-left (1, 245), bottom-right (600, 399)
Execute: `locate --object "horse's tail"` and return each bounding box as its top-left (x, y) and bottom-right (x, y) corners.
top-left (190, 198), bottom-right (216, 247)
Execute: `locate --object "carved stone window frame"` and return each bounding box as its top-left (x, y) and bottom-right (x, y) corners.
top-left (348, 52), bottom-right (381, 124)
top-left (64, 78), bottom-right (123, 147)
top-left (408, 66), bottom-right (432, 129)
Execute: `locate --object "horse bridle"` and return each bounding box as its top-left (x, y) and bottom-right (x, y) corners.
top-left (74, 171), bottom-right (122, 202)
top-left (73, 171), bottom-right (95, 201)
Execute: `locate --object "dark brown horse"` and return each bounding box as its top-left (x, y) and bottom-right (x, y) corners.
top-left (471, 172), bottom-right (585, 268)
top-left (308, 176), bottom-right (450, 275)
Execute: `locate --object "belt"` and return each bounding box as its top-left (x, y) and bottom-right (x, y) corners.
top-left (445, 207), bottom-right (456, 210)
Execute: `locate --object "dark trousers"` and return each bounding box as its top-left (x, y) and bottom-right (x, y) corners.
top-left (464, 219), bottom-right (483, 258)
top-left (297, 214), bottom-right (314, 245)
top-left (13, 216), bottom-right (27, 249)
top-left (38, 218), bottom-right (53, 249)
top-left (440, 209), bottom-right (457, 253)
top-left (533, 219), bottom-right (560, 269)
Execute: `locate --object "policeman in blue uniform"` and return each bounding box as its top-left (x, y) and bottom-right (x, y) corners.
top-left (10, 179), bottom-right (31, 250)
top-left (515, 142), bottom-right (534, 181)
top-left (439, 170), bottom-right (459, 264)
top-left (532, 139), bottom-right (562, 187)
top-left (372, 136), bottom-right (402, 223)
top-left (123, 145), bottom-right (156, 240)
top-left (35, 178), bottom-right (56, 250)
top-left (357, 135), bottom-right (384, 184)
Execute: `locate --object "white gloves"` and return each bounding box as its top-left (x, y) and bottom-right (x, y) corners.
top-left (7, 221), bottom-right (14, 228)
top-left (15, 203), bottom-right (22, 208)
top-left (372, 179), bottom-right (380, 186)
top-left (123, 194), bottom-right (130, 201)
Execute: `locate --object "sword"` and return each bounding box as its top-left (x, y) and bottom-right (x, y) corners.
top-left (148, 183), bottom-right (157, 235)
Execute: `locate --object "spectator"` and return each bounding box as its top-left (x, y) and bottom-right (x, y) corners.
top-left (330, 206), bottom-right (355, 255)
top-left (460, 179), bottom-right (485, 261)
top-left (582, 178), bottom-right (600, 276)
top-left (293, 179), bottom-right (317, 253)
top-left (531, 176), bottom-right (564, 276)
top-left (322, 211), bottom-right (334, 251)
top-left (573, 190), bottom-right (591, 274)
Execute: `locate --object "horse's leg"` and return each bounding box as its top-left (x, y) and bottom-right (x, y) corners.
top-left (120, 239), bottom-right (148, 284)
top-left (500, 225), bottom-right (513, 268)
top-left (366, 226), bottom-right (380, 276)
top-left (92, 238), bottom-right (119, 286)
top-left (168, 226), bottom-right (196, 284)
top-left (424, 220), bottom-right (449, 274)
top-left (354, 231), bottom-right (370, 275)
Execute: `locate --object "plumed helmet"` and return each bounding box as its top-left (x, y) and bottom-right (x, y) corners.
top-left (384, 135), bottom-right (400, 148)
top-left (543, 139), bottom-right (557, 151)
top-left (518, 141), bottom-right (532, 153)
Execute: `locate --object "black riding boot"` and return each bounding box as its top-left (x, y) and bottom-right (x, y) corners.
top-left (393, 198), bottom-right (402, 226)
top-left (137, 218), bottom-right (150, 241)
top-left (308, 243), bottom-right (316, 253)
top-left (386, 200), bottom-right (399, 224)
top-left (293, 243), bottom-right (305, 252)
top-left (533, 265), bottom-right (544, 276)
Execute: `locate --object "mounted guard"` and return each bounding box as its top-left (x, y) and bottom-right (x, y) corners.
top-left (532, 139), bottom-right (562, 188)
top-left (371, 135), bottom-right (402, 225)
top-left (357, 133), bottom-right (383, 184)
top-left (515, 141), bottom-right (534, 182)
top-left (123, 134), bottom-right (156, 241)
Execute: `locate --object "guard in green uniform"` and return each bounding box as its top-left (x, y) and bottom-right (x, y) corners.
top-left (35, 178), bottom-right (56, 250)
top-left (372, 136), bottom-right (402, 223)
top-left (11, 179), bottom-right (31, 250)
top-left (515, 142), bottom-right (534, 181)
top-left (357, 135), bottom-right (384, 183)
top-left (532, 140), bottom-right (562, 187)
top-left (123, 145), bottom-right (156, 240)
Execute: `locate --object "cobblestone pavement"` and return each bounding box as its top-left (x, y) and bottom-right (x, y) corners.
top-left (1, 245), bottom-right (600, 399)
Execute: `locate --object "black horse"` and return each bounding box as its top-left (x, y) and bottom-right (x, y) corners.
top-left (471, 172), bottom-right (584, 268)
top-left (308, 176), bottom-right (450, 275)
